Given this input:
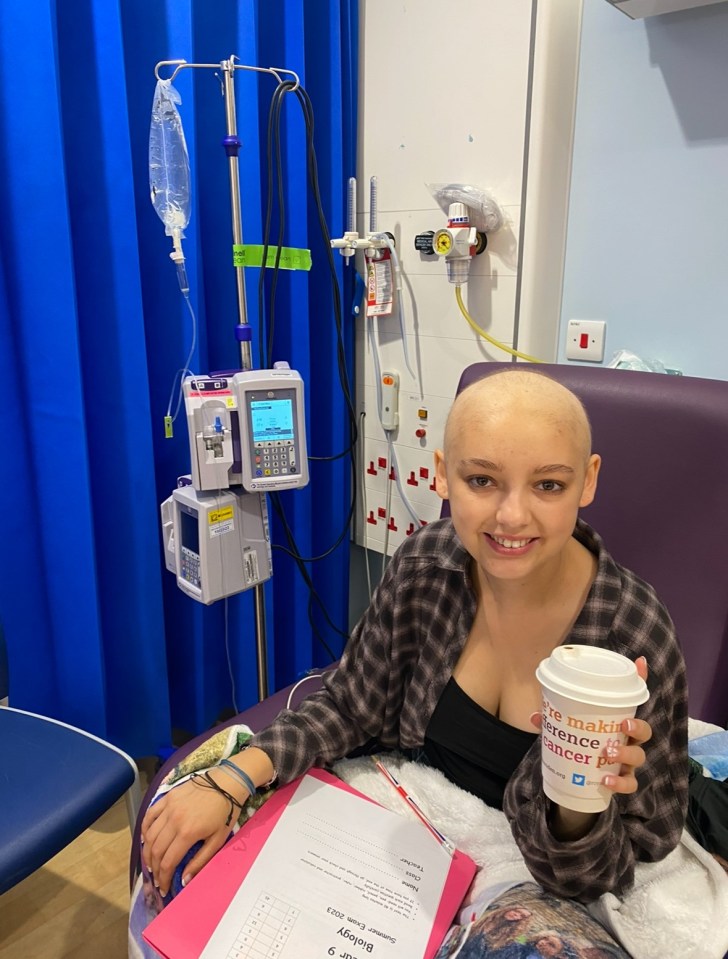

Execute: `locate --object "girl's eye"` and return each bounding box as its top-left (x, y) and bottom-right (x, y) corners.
top-left (468, 475), bottom-right (494, 489)
top-left (537, 479), bottom-right (565, 493)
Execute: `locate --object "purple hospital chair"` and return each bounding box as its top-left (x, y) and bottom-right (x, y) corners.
top-left (129, 362), bottom-right (728, 889)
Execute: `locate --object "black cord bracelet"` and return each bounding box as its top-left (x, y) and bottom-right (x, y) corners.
top-left (191, 770), bottom-right (246, 827)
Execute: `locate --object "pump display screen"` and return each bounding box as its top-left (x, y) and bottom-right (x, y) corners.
top-left (179, 507), bottom-right (200, 555)
top-left (250, 398), bottom-right (295, 443)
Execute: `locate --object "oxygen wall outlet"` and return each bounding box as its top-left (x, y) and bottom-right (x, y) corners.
top-left (566, 320), bottom-right (606, 363)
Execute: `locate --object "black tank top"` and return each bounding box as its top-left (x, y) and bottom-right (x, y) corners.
top-left (424, 677), bottom-right (538, 810)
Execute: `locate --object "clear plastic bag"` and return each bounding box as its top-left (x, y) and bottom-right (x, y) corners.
top-left (425, 182), bottom-right (504, 234)
top-left (607, 350), bottom-right (667, 373)
top-left (149, 79), bottom-right (191, 238)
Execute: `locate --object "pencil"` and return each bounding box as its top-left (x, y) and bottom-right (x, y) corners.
top-left (372, 757), bottom-right (455, 856)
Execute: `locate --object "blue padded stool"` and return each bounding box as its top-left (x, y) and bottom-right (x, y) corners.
top-left (0, 706), bottom-right (141, 894)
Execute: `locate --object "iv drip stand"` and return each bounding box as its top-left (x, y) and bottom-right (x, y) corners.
top-left (155, 56), bottom-right (300, 701)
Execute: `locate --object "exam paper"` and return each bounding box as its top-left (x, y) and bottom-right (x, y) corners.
top-left (199, 773), bottom-right (455, 959)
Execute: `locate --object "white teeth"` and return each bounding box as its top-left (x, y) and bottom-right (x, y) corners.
top-left (492, 535), bottom-right (530, 549)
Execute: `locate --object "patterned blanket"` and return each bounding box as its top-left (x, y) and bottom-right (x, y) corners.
top-left (128, 720), bottom-right (728, 959)
top-left (128, 724), bottom-right (273, 959)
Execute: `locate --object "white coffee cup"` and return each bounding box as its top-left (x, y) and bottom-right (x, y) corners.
top-left (535, 645), bottom-right (649, 813)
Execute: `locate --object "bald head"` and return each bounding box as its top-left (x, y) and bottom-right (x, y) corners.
top-left (444, 370), bottom-right (593, 464)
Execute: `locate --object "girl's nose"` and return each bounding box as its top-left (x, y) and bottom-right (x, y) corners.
top-left (495, 489), bottom-right (530, 528)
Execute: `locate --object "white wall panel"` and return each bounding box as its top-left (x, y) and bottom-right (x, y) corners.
top-left (353, 0), bottom-right (582, 553)
top-left (357, 1), bottom-right (533, 211)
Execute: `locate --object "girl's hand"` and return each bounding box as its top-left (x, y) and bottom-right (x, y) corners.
top-left (601, 656), bottom-right (652, 795)
top-left (141, 772), bottom-right (247, 897)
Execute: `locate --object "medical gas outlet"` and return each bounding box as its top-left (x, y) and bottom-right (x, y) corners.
top-left (429, 202), bottom-right (487, 284)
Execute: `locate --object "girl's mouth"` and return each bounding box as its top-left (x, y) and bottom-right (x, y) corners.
top-left (486, 533), bottom-right (537, 555)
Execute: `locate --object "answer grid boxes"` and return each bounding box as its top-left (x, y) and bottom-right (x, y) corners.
top-left (227, 892), bottom-right (300, 958)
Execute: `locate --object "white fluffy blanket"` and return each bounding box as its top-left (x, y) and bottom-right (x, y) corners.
top-left (332, 743), bottom-right (728, 959)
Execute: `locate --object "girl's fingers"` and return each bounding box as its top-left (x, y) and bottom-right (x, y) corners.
top-left (623, 716), bottom-right (652, 745)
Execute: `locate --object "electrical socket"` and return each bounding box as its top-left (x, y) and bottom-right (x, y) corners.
top-left (566, 319), bottom-right (606, 363)
top-left (357, 485), bottom-right (443, 556)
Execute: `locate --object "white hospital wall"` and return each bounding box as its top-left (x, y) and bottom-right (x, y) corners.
top-left (353, 0), bottom-right (582, 558)
top-left (559, 1), bottom-right (728, 379)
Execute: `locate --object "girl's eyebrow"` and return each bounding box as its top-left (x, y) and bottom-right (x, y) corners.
top-left (460, 459), bottom-right (575, 475)
top-left (461, 458), bottom-right (502, 471)
top-left (533, 464), bottom-right (575, 474)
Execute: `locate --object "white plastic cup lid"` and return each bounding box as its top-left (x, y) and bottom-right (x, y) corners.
top-left (536, 644), bottom-right (649, 709)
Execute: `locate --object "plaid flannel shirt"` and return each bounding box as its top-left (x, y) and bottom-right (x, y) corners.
top-left (251, 518), bottom-right (688, 902)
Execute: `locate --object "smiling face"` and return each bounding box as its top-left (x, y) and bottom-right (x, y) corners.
top-left (434, 371), bottom-right (600, 590)
top-left (535, 935), bottom-right (566, 958)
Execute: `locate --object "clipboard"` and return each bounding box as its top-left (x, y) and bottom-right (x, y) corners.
top-left (143, 767), bottom-right (476, 959)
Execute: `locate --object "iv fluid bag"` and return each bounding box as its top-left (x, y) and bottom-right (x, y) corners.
top-left (149, 79), bottom-right (191, 237)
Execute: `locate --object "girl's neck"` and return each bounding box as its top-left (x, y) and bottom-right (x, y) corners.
top-left (474, 537), bottom-right (594, 615)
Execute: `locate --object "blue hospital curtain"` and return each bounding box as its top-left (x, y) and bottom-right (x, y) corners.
top-left (0, 0), bottom-right (358, 757)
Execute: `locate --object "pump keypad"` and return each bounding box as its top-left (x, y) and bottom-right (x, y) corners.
top-left (254, 440), bottom-right (297, 477)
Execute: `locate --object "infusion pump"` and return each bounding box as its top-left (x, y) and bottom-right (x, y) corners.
top-left (184, 365), bottom-right (309, 494)
top-left (161, 483), bottom-right (272, 605)
top-left (162, 364), bottom-right (307, 605)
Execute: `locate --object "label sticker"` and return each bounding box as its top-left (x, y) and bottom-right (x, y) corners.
top-left (209, 507), bottom-right (234, 525)
top-left (366, 255), bottom-right (393, 317)
top-left (243, 549), bottom-right (260, 585)
top-left (209, 506), bottom-right (235, 537)
top-left (233, 244), bottom-right (312, 271)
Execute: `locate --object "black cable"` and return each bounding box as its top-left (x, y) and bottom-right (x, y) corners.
top-left (269, 491), bottom-right (344, 653)
top-left (259, 81), bottom-right (359, 451)
top-left (308, 446), bottom-right (357, 462)
top-left (262, 83), bottom-right (360, 463)
top-left (266, 84), bottom-right (288, 368)
top-left (258, 82), bottom-right (289, 369)
top-left (295, 84), bottom-right (358, 441)
top-left (256, 79), bottom-right (361, 657)
top-left (307, 592), bottom-right (346, 664)
top-left (271, 494), bottom-right (356, 564)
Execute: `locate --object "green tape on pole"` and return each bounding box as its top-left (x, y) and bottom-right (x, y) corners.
top-left (232, 244), bottom-right (312, 271)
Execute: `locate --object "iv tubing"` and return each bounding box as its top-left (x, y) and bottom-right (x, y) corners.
top-left (455, 285), bottom-right (545, 364)
top-left (165, 292), bottom-right (198, 423)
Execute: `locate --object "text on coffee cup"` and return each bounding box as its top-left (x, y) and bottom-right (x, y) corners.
top-left (542, 698), bottom-right (624, 769)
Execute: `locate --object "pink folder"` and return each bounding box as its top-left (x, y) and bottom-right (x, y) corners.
top-left (143, 767), bottom-right (476, 959)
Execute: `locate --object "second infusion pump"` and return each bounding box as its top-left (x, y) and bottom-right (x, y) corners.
top-left (184, 365), bottom-right (309, 493)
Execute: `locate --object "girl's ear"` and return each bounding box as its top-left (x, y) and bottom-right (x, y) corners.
top-left (579, 453), bottom-right (601, 508)
top-left (434, 449), bottom-right (449, 500)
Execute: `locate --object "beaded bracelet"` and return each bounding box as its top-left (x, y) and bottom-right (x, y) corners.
top-left (218, 758), bottom-right (256, 797)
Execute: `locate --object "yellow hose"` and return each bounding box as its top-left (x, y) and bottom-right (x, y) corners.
top-left (455, 285), bottom-right (545, 364)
